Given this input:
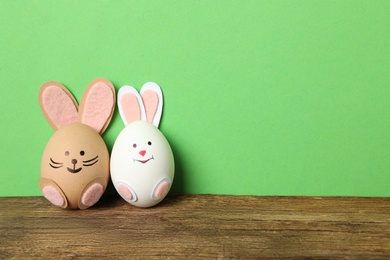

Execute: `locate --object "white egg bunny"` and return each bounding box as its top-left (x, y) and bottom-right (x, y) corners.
top-left (110, 82), bottom-right (174, 207)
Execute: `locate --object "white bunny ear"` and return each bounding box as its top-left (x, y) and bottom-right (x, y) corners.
top-left (118, 86), bottom-right (146, 126)
top-left (39, 81), bottom-right (79, 130)
top-left (78, 78), bottom-right (116, 134)
top-left (140, 82), bottom-right (163, 128)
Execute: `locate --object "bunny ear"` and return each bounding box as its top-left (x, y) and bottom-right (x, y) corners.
top-left (78, 78), bottom-right (116, 134)
top-left (39, 81), bottom-right (79, 130)
top-left (118, 86), bottom-right (146, 126)
top-left (140, 82), bottom-right (163, 128)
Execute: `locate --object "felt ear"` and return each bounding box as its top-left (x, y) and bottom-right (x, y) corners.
top-left (140, 82), bottom-right (163, 128)
top-left (78, 78), bottom-right (116, 134)
top-left (39, 81), bottom-right (79, 130)
top-left (118, 86), bottom-right (146, 126)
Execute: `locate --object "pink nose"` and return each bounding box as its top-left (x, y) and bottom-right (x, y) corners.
top-left (139, 150), bottom-right (146, 157)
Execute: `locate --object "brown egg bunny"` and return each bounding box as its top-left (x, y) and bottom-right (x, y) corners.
top-left (38, 78), bottom-right (115, 209)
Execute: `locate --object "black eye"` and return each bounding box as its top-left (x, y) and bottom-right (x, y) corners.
top-left (80, 151), bottom-right (85, 156)
top-left (65, 151), bottom-right (69, 156)
top-left (148, 141), bottom-right (152, 145)
top-left (133, 143), bottom-right (137, 148)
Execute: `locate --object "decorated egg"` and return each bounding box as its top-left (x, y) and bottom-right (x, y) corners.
top-left (110, 83), bottom-right (175, 207)
top-left (38, 78), bottom-right (115, 209)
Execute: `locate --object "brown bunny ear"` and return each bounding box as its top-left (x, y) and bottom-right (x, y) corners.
top-left (39, 81), bottom-right (79, 130)
top-left (78, 78), bottom-right (116, 134)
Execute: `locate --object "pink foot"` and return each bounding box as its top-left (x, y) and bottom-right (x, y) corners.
top-left (42, 186), bottom-right (65, 207)
top-left (116, 183), bottom-right (137, 202)
top-left (152, 179), bottom-right (170, 200)
top-left (81, 183), bottom-right (104, 207)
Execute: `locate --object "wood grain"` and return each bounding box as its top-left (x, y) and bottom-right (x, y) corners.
top-left (1, 195), bottom-right (389, 259)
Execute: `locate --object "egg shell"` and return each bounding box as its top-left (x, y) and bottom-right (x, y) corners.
top-left (39, 123), bottom-right (110, 209)
top-left (110, 120), bottom-right (174, 207)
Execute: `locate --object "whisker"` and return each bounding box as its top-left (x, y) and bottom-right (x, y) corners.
top-left (50, 164), bottom-right (63, 169)
top-left (50, 158), bottom-right (63, 165)
top-left (83, 160), bottom-right (98, 167)
top-left (82, 156), bottom-right (98, 163)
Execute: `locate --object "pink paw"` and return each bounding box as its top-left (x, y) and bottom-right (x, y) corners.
top-left (116, 183), bottom-right (137, 202)
top-left (42, 186), bottom-right (65, 207)
top-left (152, 179), bottom-right (170, 200)
top-left (81, 183), bottom-right (104, 207)
top-left (117, 184), bottom-right (132, 200)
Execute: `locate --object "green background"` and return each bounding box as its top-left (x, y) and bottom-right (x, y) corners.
top-left (1, 1), bottom-right (389, 197)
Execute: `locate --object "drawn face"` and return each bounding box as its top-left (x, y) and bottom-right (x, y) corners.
top-left (41, 123), bottom-right (109, 180)
top-left (110, 121), bottom-right (174, 178)
top-left (49, 149), bottom-right (99, 174)
top-left (131, 141), bottom-right (154, 165)
top-left (127, 132), bottom-right (165, 170)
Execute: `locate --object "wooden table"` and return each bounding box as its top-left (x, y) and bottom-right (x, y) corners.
top-left (1, 195), bottom-right (389, 259)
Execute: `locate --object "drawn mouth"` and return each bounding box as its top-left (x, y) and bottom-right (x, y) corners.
top-left (67, 167), bottom-right (82, 174)
top-left (133, 156), bottom-right (154, 164)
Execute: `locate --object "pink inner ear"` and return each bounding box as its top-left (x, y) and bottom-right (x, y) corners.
top-left (82, 82), bottom-right (114, 133)
top-left (121, 93), bottom-right (141, 124)
top-left (141, 90), bottom-right (158, 123)
top-left (42, 86), bottom-right (78, 129)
